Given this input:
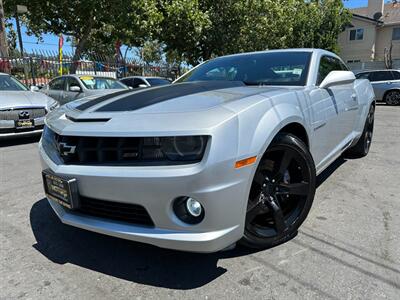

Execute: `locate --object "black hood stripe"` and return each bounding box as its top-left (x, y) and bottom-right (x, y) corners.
top-left (81, 81), bottom-right (245, 112)
top-left (76, 89), bottom-right (132, 111)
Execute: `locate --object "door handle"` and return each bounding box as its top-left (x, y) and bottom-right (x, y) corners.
top-left (351, 94), bottom-right (357, 101)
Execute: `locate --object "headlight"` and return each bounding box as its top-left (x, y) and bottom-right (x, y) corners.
top-left (161, 136), bottom-right (207, 161)
top-left (142, 136), bottom-right (208, 163)
top-left (46, 98), bottom-right (60, 112)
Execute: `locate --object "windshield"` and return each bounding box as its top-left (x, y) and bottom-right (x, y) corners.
top-left (0, 75), bottom-right (28, 91)
top-left (79, 76), bottom-right (127, 90)
top-left (146, 78), bottom-right (171, 86)
top-left (176, 52), bottom-right (312, 86)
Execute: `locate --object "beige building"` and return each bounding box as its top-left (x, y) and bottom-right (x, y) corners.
top-left (338, 0), bottom-right (400, 64)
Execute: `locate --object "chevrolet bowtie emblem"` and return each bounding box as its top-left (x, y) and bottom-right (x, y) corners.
top-left (58, 142), bottom-right (77, 156)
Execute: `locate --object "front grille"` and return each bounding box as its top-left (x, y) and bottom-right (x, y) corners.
top-left (55, 134), bottom-right (144, 165)
top-left (78, 197), bottom-right (154, 226)
top-left (0, 108), bottom-right (46, 121)
top-left (44, 127), bottom-right (207, 166)
top-left (0, 124), bottom-right (44, 134)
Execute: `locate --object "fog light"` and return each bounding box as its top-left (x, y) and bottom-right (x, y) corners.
top-left (173, 196), bottom-right (205, 224)
top-left (186, 197), bottom-right (202, 217)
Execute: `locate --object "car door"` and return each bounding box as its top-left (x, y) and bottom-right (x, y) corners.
top-left (336, 58), bottom-right (359, 134)
top-left (61, 77), bottom-right (85, 104)
top-left (309, 55), bottom-right (353, 168)
top-left (46, 77), bottom-right (65, 102)
top-left (368, 71), bottom-right (395, 101)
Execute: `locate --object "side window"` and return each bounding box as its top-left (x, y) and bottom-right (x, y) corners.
top-left (65, 77), bottom-right (81, 91)
top-left (392, 27), bottom-right (400, 41)
top-left (369, 71), bottom-right (394, 82)
top-left (132, 78), bottom-right (145, 88)
top-left (120, 78), bottom-right (132, 87)
top-left (339, 60), bottom-right (349, 71)
top-left (49, 77), bottom-right (65, 90)
top-left (392, 71), bottom-right (400, 80)
top-left (317, 56), bottom-right (341, 85)
top-left (356, 73), bottom-right (370, 80)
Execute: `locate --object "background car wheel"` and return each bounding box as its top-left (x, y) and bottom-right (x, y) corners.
top-left (240, 133), bottom-right (316, 249)
top-left (345, 104), bottom-right (374, 158)
top-left (384, 90), bottom-right (400, 106)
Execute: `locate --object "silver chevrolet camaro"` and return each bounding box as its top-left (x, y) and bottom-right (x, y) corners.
top-left (39, 49), bottom-right (375, 253)
top-left (0, 73), bottom-right (59, 139)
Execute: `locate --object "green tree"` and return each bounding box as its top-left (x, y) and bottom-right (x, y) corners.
top-left (4, 0), bottom-right (162, 72)
top-left (160, 0), bottom-right (351, 63)
top-left (159, 0), bottom-right (210, 65)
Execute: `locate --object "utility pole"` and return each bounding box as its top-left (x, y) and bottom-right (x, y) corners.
top-left (0, 0), bottom-right (8, 57)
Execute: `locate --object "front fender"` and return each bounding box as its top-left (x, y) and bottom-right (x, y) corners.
top-left (234, 98), bottom-right (310, 223)
top-left (236, 99), bottom-right (310, 161)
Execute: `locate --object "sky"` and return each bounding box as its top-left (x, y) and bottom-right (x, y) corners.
top-left (5, 0), bottom-right (379, 56)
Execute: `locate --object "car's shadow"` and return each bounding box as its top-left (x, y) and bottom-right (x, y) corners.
top-left (30, 198), bottom-right (260, 289)
top-left (30, 156), bottom-right (347, 289)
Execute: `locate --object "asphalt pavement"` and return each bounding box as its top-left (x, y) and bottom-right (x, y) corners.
top-left (1, 105), bottom-right (399, 299)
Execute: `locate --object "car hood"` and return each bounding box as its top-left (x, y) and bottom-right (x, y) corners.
top-left (0, 91), bottom-right (52, 109)
top-left (46, 81), bottom-right (302, 136)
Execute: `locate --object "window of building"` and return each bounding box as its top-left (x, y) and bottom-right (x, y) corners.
top-left (349, 28), bottom-right (364, 41)
top-left (392, 27), bottom-right (400, 41)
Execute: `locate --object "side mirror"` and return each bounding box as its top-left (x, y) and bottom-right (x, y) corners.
top-left (30, 86), bottom-right (40, 92)
top-left (138, 84), bottom-right (148, 88)
top-left (69, 86), bottom-right (82, 92)
top-left (319, 71), bottom-right (356, 89)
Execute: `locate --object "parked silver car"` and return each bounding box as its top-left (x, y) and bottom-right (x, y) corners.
top-left (40, 49), bottom-right (375, 252)
top-left (0, 73), bottom-right (59, 139)
top-left (120, 76), bottom-right (171, 89)
top-left (41, 75), bottom-right (128, 105)
top-left (355, 70), bottom-right (400, 105)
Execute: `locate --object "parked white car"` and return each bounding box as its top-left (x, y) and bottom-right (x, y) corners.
top-left (355, 70), bottom-right (400, 105)
top-left (40, 49), bottom-right (375, 252)
top-left (120, 76), bottom-right (171, 89)
top-left (0, 73), bottom-right (58, 139)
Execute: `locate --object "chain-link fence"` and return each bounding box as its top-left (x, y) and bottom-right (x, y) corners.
top-left (0, 50), bottom-right (180, 87)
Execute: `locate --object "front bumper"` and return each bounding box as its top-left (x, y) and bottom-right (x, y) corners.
top-left (39, 140), bottom-right (254, 253)
top-left (0, 117), bottom-right (44, 139)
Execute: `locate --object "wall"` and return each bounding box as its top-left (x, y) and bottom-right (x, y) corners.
top-left (338, 18), bottom-right (377, 63)
top-left (375, 25), bottom-right (400, 61)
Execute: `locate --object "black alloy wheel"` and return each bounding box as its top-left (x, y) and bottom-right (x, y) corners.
top-left (241, 133), bottom-right (316, 249)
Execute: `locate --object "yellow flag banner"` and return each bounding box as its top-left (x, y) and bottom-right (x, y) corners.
top-left (58, 35), bottom-right (64, 75)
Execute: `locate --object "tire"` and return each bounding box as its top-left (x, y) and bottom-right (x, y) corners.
top-left (240, 133), bottom-right (316, 249)
top-left (384, 90), bottom-right (400, 106)
top-left (345, 104), bottom-right (374, 158)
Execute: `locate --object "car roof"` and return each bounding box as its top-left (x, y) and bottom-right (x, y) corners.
top-left (121, 76), bottom-right (167, 80)
top-left (52, 74), bottom-right (116, 80)
top-left (218, 48), bottom-right (334, 58)
top-left (356, 70), bottom-right (399, 73)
